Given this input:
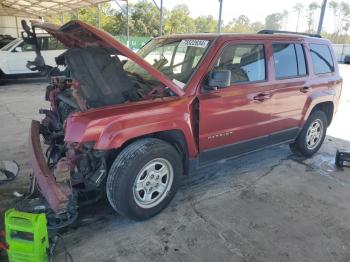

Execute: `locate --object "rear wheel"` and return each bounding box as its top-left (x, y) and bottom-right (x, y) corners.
top-left (106, 138), bottom-right (182, 220)
top-left (289, 110), bottom-right (328, 157)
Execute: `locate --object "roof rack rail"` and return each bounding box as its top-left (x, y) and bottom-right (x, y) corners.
top-left (257, 29), bottom-right (322, 38)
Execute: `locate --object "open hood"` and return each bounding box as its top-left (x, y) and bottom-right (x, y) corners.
top-left (30, 20), bottom-right (184, 96)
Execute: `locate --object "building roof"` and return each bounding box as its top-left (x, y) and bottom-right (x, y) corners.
top-left (0, 0), bottom-right (109, 17)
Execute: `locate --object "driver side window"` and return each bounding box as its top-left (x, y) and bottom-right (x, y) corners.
top-left (13, 41), bottom-right (35, 52)
top-left (215, 43), bottom-right (266, 85)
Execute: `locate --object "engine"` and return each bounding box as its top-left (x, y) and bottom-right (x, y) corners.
top-left (38, 46), bottom-right (151, 202)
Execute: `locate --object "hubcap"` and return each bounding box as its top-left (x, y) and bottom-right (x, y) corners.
top-left (306, 119), bottom-right (323, 150)
top-left (133, 158), bottom-right (173, 208)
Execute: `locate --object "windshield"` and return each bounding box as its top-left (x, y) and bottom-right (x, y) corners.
top-left (124, 38), bottom-right (210, 89)
top-left (0, 38), bottom-right (21, 51)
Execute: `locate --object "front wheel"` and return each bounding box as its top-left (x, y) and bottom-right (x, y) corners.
top-left (289, 110), bottom-right (328, 157)
top-left (106, 138), bottom-right (182, 220)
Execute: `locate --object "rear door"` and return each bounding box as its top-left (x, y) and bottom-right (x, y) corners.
top-left (268, 42), bottom-right (310, 143)
top-left (308, 43), bottom-right (342, 100)
top-left (198, 41), bottom-right (275, 164)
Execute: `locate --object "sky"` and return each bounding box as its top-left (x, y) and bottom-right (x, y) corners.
top-left (116, 0), bottom-right (339, 33)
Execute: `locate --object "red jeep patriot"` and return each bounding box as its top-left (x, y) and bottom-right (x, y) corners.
top-left (25, 21), bottom-right (342, 224)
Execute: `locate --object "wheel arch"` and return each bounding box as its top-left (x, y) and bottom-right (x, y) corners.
top-left (302, 90), bottom-right (335, 128)
top-left (309, 101), bottom-right (334, 127)
top-left (107, 129), bottom-right (191, 176)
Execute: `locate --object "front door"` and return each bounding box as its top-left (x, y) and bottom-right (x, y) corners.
top-left (6, 40), bottom-right (36, 74)
top-left (198, 42), bottom-right (274, 164)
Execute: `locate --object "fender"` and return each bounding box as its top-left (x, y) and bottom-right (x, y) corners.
top-left (300, 88), bottom-right (335, 126)
top-left (64, 96), bottom-right (199, 158)
top-left (95, 120), bottom-right (197, 157)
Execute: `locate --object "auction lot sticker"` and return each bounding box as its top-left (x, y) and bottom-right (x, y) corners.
top-left (179, 39), bottom-right (209, 48)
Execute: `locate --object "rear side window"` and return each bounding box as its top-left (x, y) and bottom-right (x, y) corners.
top-left (310, 44), bottom-right (334, 74)
top-left (39, 37), bottom-right (65, 51)
top-left (273, 43), bottom-right (307, 79)
top-left (214, 44), bottom-right (266, 84)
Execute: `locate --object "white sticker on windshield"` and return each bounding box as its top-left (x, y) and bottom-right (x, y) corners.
top-left (179, 39), bottom-right (209, 48)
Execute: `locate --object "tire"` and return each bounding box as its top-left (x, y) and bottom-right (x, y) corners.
top-left (106, 138), bottom-right (182, 221)
top-left (289, 110), bottom-right (328, 157)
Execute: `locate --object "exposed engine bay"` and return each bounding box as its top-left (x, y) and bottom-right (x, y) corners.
top-left (24, 42), bottom-right (174, 229)
top-left (38, 46), bottom-right (168, 218)
top-left (22, 20), bottom-right (190, 226)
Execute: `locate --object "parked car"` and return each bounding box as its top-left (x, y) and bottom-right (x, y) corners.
top-left (26, 21), bottom-right (342, 225)
top-left (344, 54), bottom-right (350, 64)
top-left (0, 35), bottom-right (66, 81)
top-left (0, 35), bottom-right (15, 48)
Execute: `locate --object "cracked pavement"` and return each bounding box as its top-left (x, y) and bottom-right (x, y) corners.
top-left (1, 66), bottom-right (350, 262)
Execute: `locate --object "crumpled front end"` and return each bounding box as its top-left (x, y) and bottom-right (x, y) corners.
top-left (26, 52), bottom-right (133, 217)
top-left (28, 120), bottom-right (71, 214)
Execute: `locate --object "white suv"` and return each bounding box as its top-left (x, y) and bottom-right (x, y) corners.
top-left (0, 35), bottom-right (66, 80)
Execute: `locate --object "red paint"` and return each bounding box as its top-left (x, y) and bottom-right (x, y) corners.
top-left (59, 32), bottom-right (341, 155)
top-left (28, 21), bottom-right (342, 212)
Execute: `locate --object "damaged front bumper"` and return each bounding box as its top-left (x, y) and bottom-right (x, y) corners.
top-left (28, 120), bottom-right (71, 214)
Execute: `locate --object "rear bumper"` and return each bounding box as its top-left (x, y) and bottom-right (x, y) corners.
top-left (28, 120), bottom-right (71, 214)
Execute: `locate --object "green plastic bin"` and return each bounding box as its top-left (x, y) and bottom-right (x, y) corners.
top-left (5, 208), bottom-right (49, 262)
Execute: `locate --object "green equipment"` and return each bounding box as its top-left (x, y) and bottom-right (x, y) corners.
top-left (5, 208), bottom-right (49, 262)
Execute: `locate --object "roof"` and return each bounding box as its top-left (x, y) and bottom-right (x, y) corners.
top-left (0, 0), bottom-right (109, 17)
top-left (159, 32), bottom-right (330, 43)
top-left (0, 5), bottom-right (38, 18)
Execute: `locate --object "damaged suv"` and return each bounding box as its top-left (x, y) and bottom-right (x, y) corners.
top-left (26, 21), bottom-right (342, 224)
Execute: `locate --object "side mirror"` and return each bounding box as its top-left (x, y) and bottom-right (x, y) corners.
top-left (207, 69), bottom-right (231, 90)
top-left (14, 46), bottom-right (23, 52)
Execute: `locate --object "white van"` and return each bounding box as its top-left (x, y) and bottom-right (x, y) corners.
top-left (0, 34), bottom-right (66, 79)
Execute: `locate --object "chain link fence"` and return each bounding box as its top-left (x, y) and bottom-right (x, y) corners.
top-left (115, 35), bottom-right (151, 52)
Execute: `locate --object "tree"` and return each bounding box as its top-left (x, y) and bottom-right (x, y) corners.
top-left (265, 13), bottom-right (284, 30)
top-left (250, 21), bottom-right (264, 32)
top-left (282, 9), bottom-right (289, 30)
top-left (235, 15), bottom-right (251, 32)
top-left (164, 5), bottom-right (195, 34)
top-left (223, 15), bottom-right (253, 33)
top-left (293, 3), bottom-right (304, 31)
top-left (45, 3), bottom-right (126, 35)
top-left (43, 2), bottom-right (350, 44)
top-left (222, 18), bottom-right (237, 32)
top-left (306, 2), bottom-right (320, 32)
top-left (329, 0), bottom-right (340, 32)
top-left (329, 1), bottom-right (350, 36)
top-left (194, 15), bottom-right (217, 33)
top-left (338, 1), bottom-right (350, 35)
top-left (131, 0), bottom-right (160, 37)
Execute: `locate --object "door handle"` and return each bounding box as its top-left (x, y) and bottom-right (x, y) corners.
top-left (300, 86), bottom-right (311, 93)
top-left (253, 92), bottom-right (271, 101)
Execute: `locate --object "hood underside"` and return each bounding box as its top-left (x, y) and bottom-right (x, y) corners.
top-left (31, 20), bottom-right (184, 96)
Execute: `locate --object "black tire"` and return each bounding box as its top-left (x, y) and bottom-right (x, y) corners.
top-left (289, 110), bottom-right (328, 157)
top-left (106, 138), bottom-right (182, 220)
